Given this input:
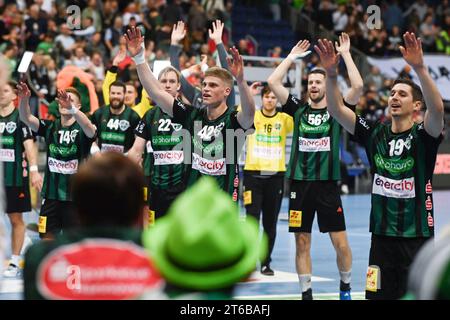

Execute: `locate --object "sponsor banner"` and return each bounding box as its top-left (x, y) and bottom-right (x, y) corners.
top-left (372, 174), bottom-right (415, 199)
top-left (48, 157), bottom-right (78, 175)
top-left (0, 148), bottom-right (15, 162)
top-left (299, 137), bottom-right (330, 152)
top-left (192, 153), bottom-right (226, 176)
top-left (152, 135), bottom-right (182, 146)
top-left (153, 150), bottom-right (184, 165)
top-left (434, 154), bottom-right (450, 174)
top-left (367, 55), bottom-right (450, 101)
top-left (374, 154), bottom-right (414, 174)
top-left (252, 145), bottom-right (283, 160)
top-left (37, 239), bottom-right (163, 300)
top-left (101, 143), bottom-right (124, 153)
top-left (100, 132), bottom-right (125, 143)
top-left (0, 136), bottom-right (14, 146)
top-left (49, 144), bottom-right (78, 157)
top-left (255, 134), bottom-right (281, 143)
top-left (299, 122), bottom-right (330, 134)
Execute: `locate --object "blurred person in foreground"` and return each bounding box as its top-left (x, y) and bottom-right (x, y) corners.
top-left (143, 177), bottom-right (267, 299)
top-left (24, 152), bottom-right (164, 300)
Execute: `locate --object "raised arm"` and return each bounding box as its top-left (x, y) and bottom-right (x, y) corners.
top-left (103, 48), bottom-right (126, 105)
top-left (209, 19), bottom-right (236, 107)
top-left (17, 82), bottom-right (40, 132)
top-left (125, 27), bottom-right (175, 116)
top-left (228, 47), bottom-right (255, 129)
top-left (400, 32), bottom-right (444, 138)
top-left (267, 40), bottom-right (311, 105)
top-left (170, 21), bottom-right (198, 104)
top-left (56, 89), bottom-right (97, 138)
top-left (335, 33), bottom-right (363, 105)
top-left (315, 39), bottom-right (356, 134)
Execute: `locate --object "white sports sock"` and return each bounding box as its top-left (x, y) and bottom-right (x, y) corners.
top-left (339, 270), bottom-right (351, 284)
top-left (298, 274), bottom-right (312, 292)
top-left (10, 255), bottom-right (20, 267)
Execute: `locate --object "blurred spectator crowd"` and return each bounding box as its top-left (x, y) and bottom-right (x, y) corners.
top-left (0, 0), bottom-right (232, 112)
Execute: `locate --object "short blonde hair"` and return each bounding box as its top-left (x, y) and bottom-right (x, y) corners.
top-left (204, 67), bottom-right (234, 89)
top-left (158, 66), bottom-right (181, 82)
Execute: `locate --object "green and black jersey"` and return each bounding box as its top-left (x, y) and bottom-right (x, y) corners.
top-left (36, 119), bottom-right (95, 201)
top-left (282, 94), bottom-right (341, 181)
top-left (0, 109), bottom-right (33, 187)
top-left (92, 106), bottom-right (141, 154)
top-left (172, 100), bottom-right (249, 200)
top-left (354, 117), bottom-right (443, 238)
top-left (135, 107), bottom-right (185, 189)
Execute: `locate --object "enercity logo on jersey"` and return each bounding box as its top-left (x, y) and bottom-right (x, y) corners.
top-left (372, 174), bottom-right (416, 199)
top-left (154, 121), bottom-right (254, 168)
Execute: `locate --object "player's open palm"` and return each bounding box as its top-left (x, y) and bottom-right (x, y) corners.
top-left (335, 32), bottom-right (350, 54)
top-left (227, 47), bottom-right (244, 83)
top-left (290, 40), bottom-right (311, 57)
top-left (171, 21), bottom-right (186, 45)
top-left (314, 39), bottom-right (340, 72)
top-left (16, 82), bottom-right (31, 98)
top-left (56, 89), bottom-right (72, 110)
top-left (208, 20), bottom-right (224, 44)
top-left (399, 32), bottom-right (424, 69)
top-left (124, 27), bottom-right (144, 57)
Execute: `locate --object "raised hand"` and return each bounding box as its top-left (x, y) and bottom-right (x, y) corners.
top-left (124, 27), bottom-right (144, 57)
top-left (249, 81), bottom-right (263, 96)
top-left (16, 82), bottom-right (31, 98)
top-left (288, 40), bottom-right (311, 60)
top-left (171, 21), bottom-right (186, 45)
top-left (399, 32), bottom-right (424, 69)
top-left (113, 48), bottom-right (127, 66)
top-left (314, 39), bottom-right (340, 73)
top-left (56, 89), bottom-right (73, 110)
top-left (227, 47), bottom-right (244, 83)
top-left (208, 19), bottom-right (224, 45)
top-left (335, 32), bottom-right (350, 54)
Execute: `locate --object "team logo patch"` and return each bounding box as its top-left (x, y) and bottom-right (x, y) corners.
top-left (36, 240), bottom-right (163, 300)
top-left (425, 180), bottom-right (432, 194)
top-left (427, 213), bottom-right (434, 227)
top-left (290, 192), bottom-right (296, 199)
top-left (148, 210), bottom-right (155, 227)
top-left (289, 210), bottom-right (302, 228)
top-left (119, 120), bottom-right (130, 131)
top-left (425, 196), bottom-right (433, 210)
top-left (38, 216), bottom-right (47, 234)
top-left (243, 191), bottom-right (252, 206)
top-left (6, 122), bottom-right (17, 133)
top-left (366, 265), bottom-right (380, 292)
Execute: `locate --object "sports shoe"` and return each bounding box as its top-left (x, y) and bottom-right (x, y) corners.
top-left (340, 290), bottom-right (352, 300)
top-left (302, 288), bottom-right (313, 300)
top-left (3, 264), bottom-right (21, 278)
top-left (261, 265), bottom-right (274, 276)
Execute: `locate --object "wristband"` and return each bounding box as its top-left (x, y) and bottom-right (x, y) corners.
top-left (287, 50), bottom-right (312, 62)
top-left (181, 69), bottom-right (192, 78)
top-left (132, 43), bottom-right (146, 65)
top-left (67, 104), bottom-right (78, 115)
top-left (90, 145), bottom-right (100, 155)
top-left (201, 63), bottom-right (209, 73)
top-left (29, 165), bottom-right (38, 172)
